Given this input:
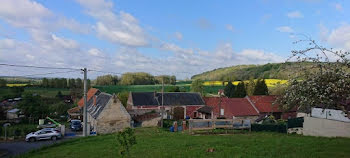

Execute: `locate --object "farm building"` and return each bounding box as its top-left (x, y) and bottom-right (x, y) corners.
top-left (67, 88), bottom-right (100, 121)
top-left (68, 88), bottom-right (131, 134)
top-left (127, 92), bottom-right (206, 125)
top-left (247, 95), bottom-right (296, 120)
top-left (87, 93), bottom-right (131, 134)
top-left (203, 97), bottom-right (259, 122)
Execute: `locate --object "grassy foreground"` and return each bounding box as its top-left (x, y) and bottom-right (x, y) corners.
top-left (19, 128), bottom-right (350, 158)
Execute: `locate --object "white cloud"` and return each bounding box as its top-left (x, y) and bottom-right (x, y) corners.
top-left (174, 32), bottom-right (183, 40)
top-left (287, 11), bottom-right (304, 18)
top-left (325, 24), bottom-right (350, 51)
top-left (76, 0), bottom-right (148, 47)
top-left (276, 26), bottom-right (294, 33)
top-left (160, 43), bottom-right (194, 55)
top-left (0, 0), bottom-right (90, 34)
top-left (335, 3), bottom-right (343, 11)
top-left (226, 24), bottom-right (234, 32)
top-left (88, 48), bottom-right (103, 56)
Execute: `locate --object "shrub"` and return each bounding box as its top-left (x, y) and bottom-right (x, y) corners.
top-left (116, 128), bottom-right (136, 157)
top-left (14, 128), bottom-right (22, 137)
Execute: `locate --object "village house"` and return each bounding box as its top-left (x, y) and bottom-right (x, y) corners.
top-left (247, 95), bottom-right (296, 120)
top-left (68, 88), bottom-right (131, 134)
top-left (67, 88), bottom-right (99, 121)
top-left (203, 97), bottom-right (259, 122)
top-left (127, 92), bottom-right (206, 126)
top-left (203, 95), bottom-right (297, 123)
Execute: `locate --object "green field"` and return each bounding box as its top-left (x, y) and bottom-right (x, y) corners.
top-left (0, 87), bottom-right (70, 100)
top-left (19, 128), bottom-right (350, 158)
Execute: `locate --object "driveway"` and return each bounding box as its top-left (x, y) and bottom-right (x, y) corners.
top-left (0, 129), bottom-right (80, 158)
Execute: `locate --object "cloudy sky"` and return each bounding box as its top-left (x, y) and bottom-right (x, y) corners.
top-left (0, 0), bottom-right (349, 79)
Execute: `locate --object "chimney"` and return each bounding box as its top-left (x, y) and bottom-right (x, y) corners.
top-left (93, 95), bottom-right (97, 106)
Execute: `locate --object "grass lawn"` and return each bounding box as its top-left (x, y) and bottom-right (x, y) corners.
top-left (19, 128), bottom-right (350, 158)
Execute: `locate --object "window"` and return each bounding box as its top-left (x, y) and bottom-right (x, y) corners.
top-left (194, 112), bottom-right (198, 118)
top-left (220, 109), bottom-right (224, 116)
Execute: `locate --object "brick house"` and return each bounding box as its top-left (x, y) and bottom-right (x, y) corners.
top-left (203, 97), bottom-right (259, 122)
top-left (247, 95), bottom-right (297, 120)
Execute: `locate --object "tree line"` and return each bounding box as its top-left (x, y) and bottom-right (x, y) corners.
top-left (93, 73), bottom-right (176, 86)
top-left (41, 78), bottom-right (91, 89)
top-left (224, 79), bottom-right (269, 98)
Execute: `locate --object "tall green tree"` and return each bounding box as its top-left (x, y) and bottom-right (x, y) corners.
top-left (224, 81), bottom-right (235, 98)
top-left (17, 93), bottom-right (49, 120)
top-left (68, 78), bottom-right (76, 88)
top-left (170, 75), bottom-right (176, 85)
top-left (117, 91), bottom-right (129, 108)
top-left (191, 79), bottom-right (204, 95)
top-left (76, 78), bottom-right (83, 89)
top-left (0, 79), bottom-right (6, 87)
top-left (253, 79), bottom-right (269, 95)
top-left (233, 81), bottom-right (247, 98)
top-left (42, 78), bottom-right (49, 87)
top-left (246, 78), bottom-right (256, 96)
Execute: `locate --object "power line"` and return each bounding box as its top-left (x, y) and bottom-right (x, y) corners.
top-left (88, 69), bottom-right (122, 75)
top-left (1, 70), bottom-right (81, 78)
top-left (0, 63), bottom-right (82, 71)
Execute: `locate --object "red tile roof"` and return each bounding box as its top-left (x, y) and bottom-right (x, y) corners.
top-left (78, 88), bottom-right (99, 108)
top-left (203, 97), bottom-right (259, 118)
top-left (67, 106), bottom-right (81, 114)
top-left (247, 96), bottom-right (282, 113)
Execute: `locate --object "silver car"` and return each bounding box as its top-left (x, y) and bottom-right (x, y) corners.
top-left (25, 128), bottom-right (62, 142)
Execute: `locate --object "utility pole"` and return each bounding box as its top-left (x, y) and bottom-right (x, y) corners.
top-left (160, 77), bottom-right (164, 128)
top-left (82, 68), bottom-right (88, 137)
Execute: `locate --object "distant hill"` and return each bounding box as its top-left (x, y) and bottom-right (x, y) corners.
top-left (191, 62), bottom-right (315, 81)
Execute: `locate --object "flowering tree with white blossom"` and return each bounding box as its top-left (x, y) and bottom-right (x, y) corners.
top-left (276, 38), bottom-right (350, 115)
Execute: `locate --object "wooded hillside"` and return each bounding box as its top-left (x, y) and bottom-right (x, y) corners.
top-left (191, 62), bottom-right (315, 81)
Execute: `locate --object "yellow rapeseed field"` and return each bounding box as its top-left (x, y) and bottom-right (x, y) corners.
top-left (6, 83), bottom-right (28, 87)
top-left (203, 79), bottom-right (288, 87)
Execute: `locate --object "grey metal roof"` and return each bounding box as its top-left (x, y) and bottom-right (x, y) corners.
top-left (131, 92), bottom-right (205, 106)
top-left (87, 92), bottom-right (112, 119)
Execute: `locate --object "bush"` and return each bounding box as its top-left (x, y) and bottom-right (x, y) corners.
top-left (14, 128), bottom-right (22, 137)
top-left (251, 124), bottom-right (287, 133)
top-left (116, 128), bottom-right (136, 157)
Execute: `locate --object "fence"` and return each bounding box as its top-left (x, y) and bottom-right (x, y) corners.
top-left (188, 119), bottom-right (251, 134)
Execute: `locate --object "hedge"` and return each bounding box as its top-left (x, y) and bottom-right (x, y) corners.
top-left (251, 124), bottom-right (287, 133)
top-left (287, 117), bottom-right (304, 128)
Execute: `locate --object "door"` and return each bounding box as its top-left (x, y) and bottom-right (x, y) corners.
top-left (38, 131), bottom-right (52, 140)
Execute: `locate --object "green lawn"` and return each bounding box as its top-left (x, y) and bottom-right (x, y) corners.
top-left (19, 128), bottom-right (350, 158)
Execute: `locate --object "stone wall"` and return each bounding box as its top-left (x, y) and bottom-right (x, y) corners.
top-left (95, 97), bottom-right (131, 134)
top-left (141, 117), bottom-right (161, 127)
top-left (303, 116), bottom-right (350, 138)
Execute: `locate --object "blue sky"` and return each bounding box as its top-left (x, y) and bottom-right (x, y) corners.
top-left (0, 0), bottom-right (349, 79)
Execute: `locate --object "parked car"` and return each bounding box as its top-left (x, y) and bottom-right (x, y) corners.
top-left (25, 128), bottom-right (61, 142)
top-left (70, 120), bottom-right (82, 131)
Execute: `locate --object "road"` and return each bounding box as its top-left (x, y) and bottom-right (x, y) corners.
top-left (0, 129), bottom-right (81, 158)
